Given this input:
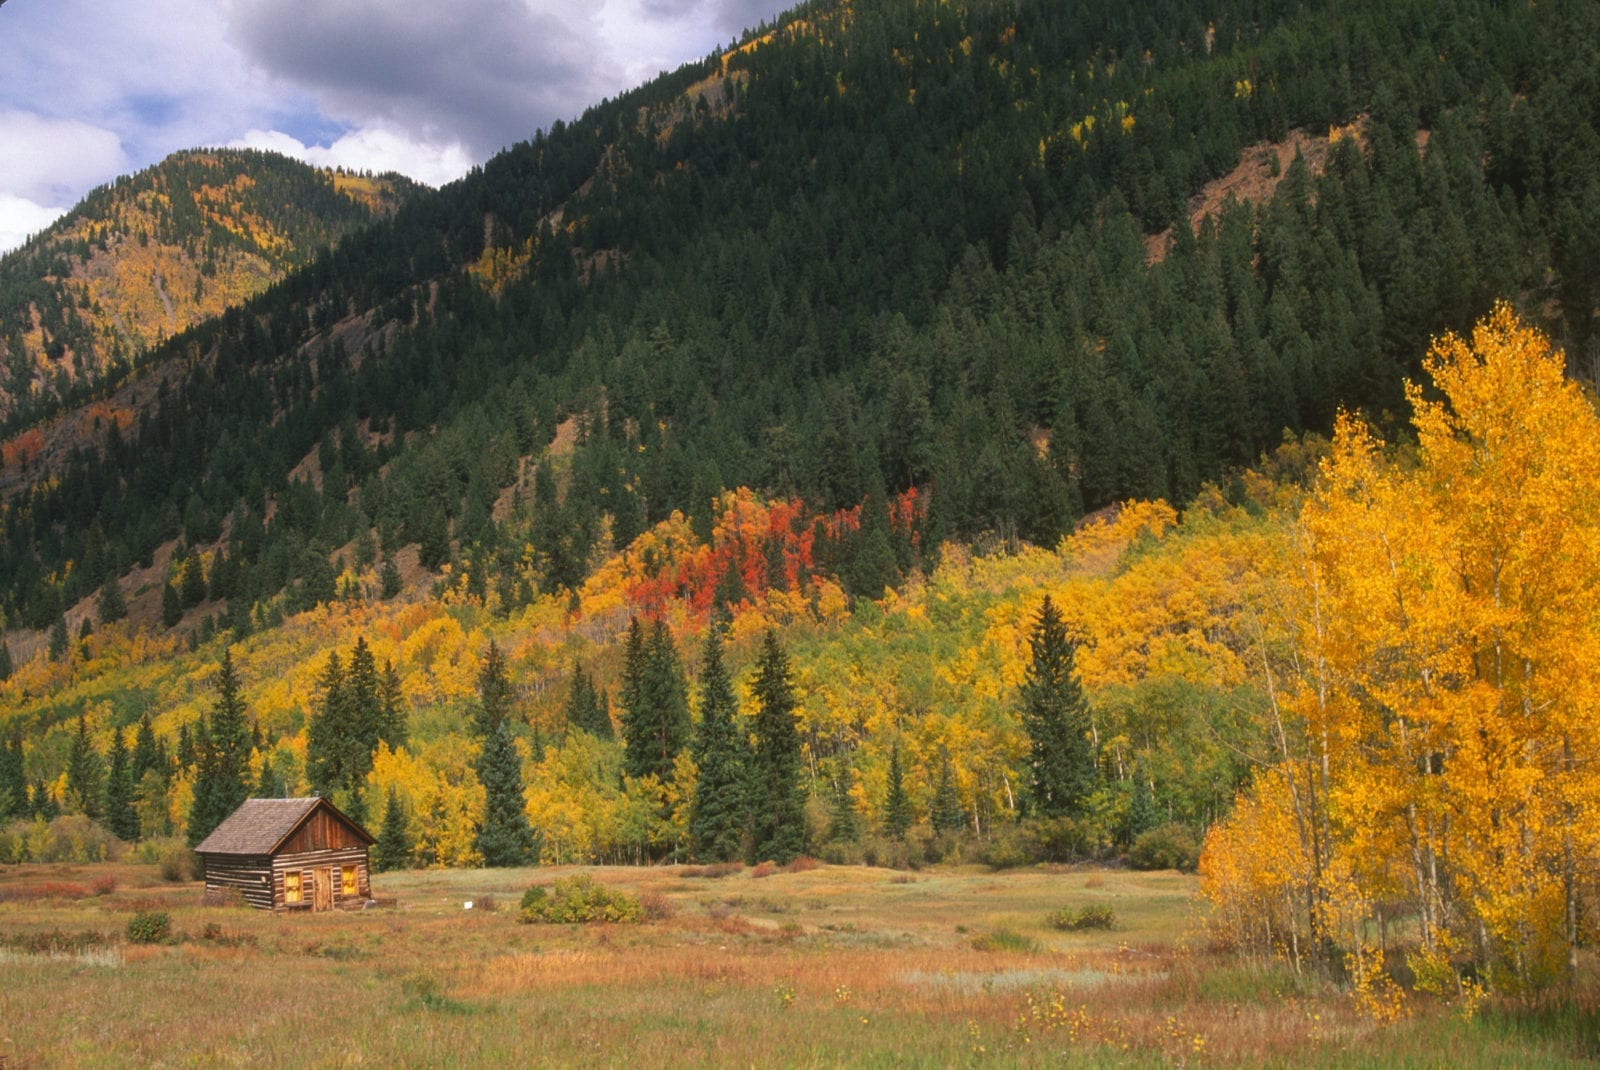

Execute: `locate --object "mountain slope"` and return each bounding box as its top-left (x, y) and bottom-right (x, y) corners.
top-left (0, 149), bottom-right (420, 425)
top-left (2, 0), bottom-right (1599, 640)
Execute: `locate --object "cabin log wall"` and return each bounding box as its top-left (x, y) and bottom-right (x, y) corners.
top-left (272, 847), bottom-right (371, 909)
top-left (201, 853), bottom-right (277, 910)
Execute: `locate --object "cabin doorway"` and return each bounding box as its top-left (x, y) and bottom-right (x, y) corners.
top-left (313, 867), bottom-right (334, 911)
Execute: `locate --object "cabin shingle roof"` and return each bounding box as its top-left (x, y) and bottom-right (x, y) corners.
top-left (194, 797), bottom-right (330, 855)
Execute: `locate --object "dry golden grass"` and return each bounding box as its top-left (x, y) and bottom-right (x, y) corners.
top-left (0, 860), bottom-right (1592, 1068)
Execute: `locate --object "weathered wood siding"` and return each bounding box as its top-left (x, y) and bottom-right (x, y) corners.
top-left (201, 853), bottom-right (276, 910)
top-left (278, 807), bottom-right (369, 854)
top-left (272, 847), bottom-right (371, 910)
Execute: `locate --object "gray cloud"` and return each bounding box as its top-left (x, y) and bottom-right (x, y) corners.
top-left (224, 0), bottom-right (618, 157)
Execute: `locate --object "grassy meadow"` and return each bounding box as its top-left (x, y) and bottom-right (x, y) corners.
top-left (0, 860), bottom-right (1593, 1068)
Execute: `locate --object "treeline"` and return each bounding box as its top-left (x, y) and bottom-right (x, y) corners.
top-left (5, 0), bottom-right (1600, 688)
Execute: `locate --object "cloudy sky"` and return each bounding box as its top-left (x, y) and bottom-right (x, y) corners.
top-left (0, 0), bottom-right (790, 252)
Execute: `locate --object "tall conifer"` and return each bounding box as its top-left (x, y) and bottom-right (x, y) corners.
top-left (749, 630), bottom-right (804, 864)
top-left (1018, 595), bottom-right (1096, 816)
top-left (476, 721), bottom-right (536, 866)
top-left (689, 625), bottom-right (748, 862)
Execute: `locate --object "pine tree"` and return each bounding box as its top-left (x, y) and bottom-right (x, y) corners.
top-left (1018, 595), bottom-right (1096, 817)
top-left (475, 720), bottom-right (536, 866)
top-left (378, 659), bottom-right (408, 749)
top-left (0, 639), bottom-right (11, 681)
top-left (474, 639), bottom-right (514, 736)
top-left (748, 630), bottom-right (804, 864)
top-left (373, 785), bottom-right (411, 872)
top-left (379, 557), bottom-right (403, 600)
top-left (883, 742), bottom-right (912, 841)
top-left (32, 779), bottom-right (58, 819)
top-left (257, 750), bottom-right (279, 797)
top-left (187, 647), bottom-right (253, 846)
top-left (65, 715), bottom-right (105, 819)
top-left (621, 619), bottom-right (691, 782)
top-left (930, 752), bottom-right (964, 834)
top-left (827, 769), bottom-right (860, 843)
top-left (0, 727), bottom-right (26, 820)
top-left (346, 636), bottom-right (382, 786)
top-left (160, 582), bottom-right (183, 628)
top-left (104, 725), bottom-right (139, 840)
top-left (180, 550), bottom-right (208, 607)
top-left (562, 661), bottom-right (597, 734)
top-left (1124, 768), bottom-right (1159, 844)
top-left (689, 625), bottom-right (748, 862)
top-left (97, 575), bottom-right (127, 624)
top-left (307, 650), bottom-right (348, 796)
top-left (47, 614), bottom-right (69, 662)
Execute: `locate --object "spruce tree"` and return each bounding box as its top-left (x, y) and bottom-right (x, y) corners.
top-left (187, 647), bottom-right (253, 846)
top-left (474, 639), bottom-right (513, 736)
top-left (689, 625), bottom-right (748, 862)
top-left (307, 650), bottom-right (348, 796)
top-left (47, 614), bottom-right (69, 662)
top-left (256, 750), bottom-right (279, 798)
top-left (65, 715), bottom-right (105, 819)
top-left (32, 779), bottom-right (58, 819)
top-left (621, 619), bottom-right (691, 782)
top-left (379, 557), bottom-right (403, 600)
top-left (97, 575), bottom-right (127, 624)
top-left (930, 752), bottom-right (964, 834)
top-left (0, 639), bottom-right (11, 681)
top-left (475, 720), bottom-right (536, 866)
top-left (1018, 595), bottom-right (1097, 817)
top-left (180, 550), bottom-right (208, 607)
top-left (619, 617), bottom-right (647, 754)
top-left (160, 582), bottom-right (183, 628)
top-left (827, 767), bottom-right (860, 843)
top-left (104, 725), bottom-right (139, 840)
top-left (748, 630), bottom-right (804, 864)
top-left (378, 659), bottom-right (408, 749)
top-left (0, 727), bottom-right (26, 820)
top-left (374, 785), bottom-right (411, 872)
top-left (562, 661), bottom-right (599, 735)
top-left (883, 742), bottom-right (912, 841)
top-left (346, 636), bottom-right (382, 783)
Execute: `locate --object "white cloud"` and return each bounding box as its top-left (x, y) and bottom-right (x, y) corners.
top-left (232, 127), bottom-right (475, 189)
top-left (0, 111), bottom-right (128, 206)
top-left (0, 194), bottom-right (70, 254)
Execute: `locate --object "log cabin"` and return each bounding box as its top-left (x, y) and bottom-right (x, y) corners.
top-left (195, 797), bottom-right (376, 911)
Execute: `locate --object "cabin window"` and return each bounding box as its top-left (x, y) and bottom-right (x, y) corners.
top-left (341, 865), bottom-right (357, 897)
top-left (284, 870), bottom-right (302, 904)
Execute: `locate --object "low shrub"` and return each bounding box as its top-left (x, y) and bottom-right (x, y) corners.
top-left (749, 861), bottom-right (778, 879)
top-left (126, 910), bottom-right (172, 945)
top-left (978, 826), bottom-right (1035, 870)
top-left (1049, 904), bottom-right (1117, 931)
top-left (971, 927), bottom-right (1041, 953)
top-left (783, 856), bottom-right (822, 874)
top-left (1127, 823), bottom-right (1200, 873)
top-left (2, 928), bottom-right (115, 954)
top-left (90, 874), bottom-right (118, 896)
top-left (520, 874), bottom-right (643, 924)
top-left (637, 892), bottom-right (675, 920)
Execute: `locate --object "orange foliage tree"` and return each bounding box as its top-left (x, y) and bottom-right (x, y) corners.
top-left (1202, 306), bottom-right (1600, 994)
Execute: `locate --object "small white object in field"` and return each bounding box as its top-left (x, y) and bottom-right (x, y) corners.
top-left (464, 901), bottom-right (474, 910)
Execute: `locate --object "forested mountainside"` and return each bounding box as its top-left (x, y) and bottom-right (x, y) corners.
top-left (7, 0), bottom-right (1600, 1011)
top-left (3, 0), bottom-right (1599, 634)
top-left (0, 149), bottom-right (420, 425)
